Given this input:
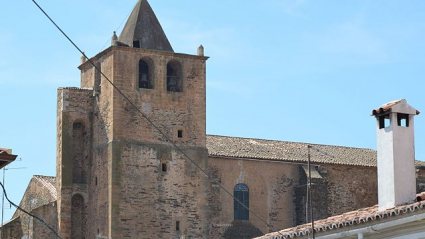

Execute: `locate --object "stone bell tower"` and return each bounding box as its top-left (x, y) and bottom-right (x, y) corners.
top-left (372, 99), bottom-right (420, 211)
top-left (57, 0), bottom-right (210, 238)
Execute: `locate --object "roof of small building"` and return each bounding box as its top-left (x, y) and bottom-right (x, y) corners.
top-left (255, 192), bottom-right (425, 239)
top-left (0, 148), bottom-right (11, 154)
top-left (0, 148), bottom-right (17, 169)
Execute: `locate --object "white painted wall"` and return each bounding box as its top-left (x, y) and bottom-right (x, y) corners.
top-left (392, 115), bottom-right (416, 207)
top-left (390, 231), bottom-right (425, 239)
top-left (376, 100), bottom-right (417, 211)
top-left (377, 115), bottom-right (396, 210)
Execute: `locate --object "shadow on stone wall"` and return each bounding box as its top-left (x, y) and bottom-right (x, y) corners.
top-left (1, 217), bottom-right (23, 239)
top-left (223, 220), bottom-right (263, 239)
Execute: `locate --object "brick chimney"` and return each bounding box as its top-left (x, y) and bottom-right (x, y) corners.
top-left (372, 99), bottom-right (420, 211)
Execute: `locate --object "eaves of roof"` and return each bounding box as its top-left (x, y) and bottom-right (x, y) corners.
top-left (0, 148), bottom-right (17, 169)
top-left (255, 193), bottom-right (425, 239)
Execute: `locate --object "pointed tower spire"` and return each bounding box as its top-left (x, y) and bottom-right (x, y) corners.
top-left (119, 0), bottom-right (173, 52)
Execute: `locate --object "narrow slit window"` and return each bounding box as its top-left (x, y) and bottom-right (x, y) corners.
top-left (176, 221), bottom-right (180, 231)
top-left (94, 63), bottom-right (101, 94)
top-left (397, 113), bottom-right (409, 127)
top-left (178, 130), bottom-right (183, 139)
top-left (95, 177), bottom-right (98, 186)
top-left (162, 163), bottom-right (167, 172)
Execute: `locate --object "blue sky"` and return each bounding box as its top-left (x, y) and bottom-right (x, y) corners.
top-left (1, 0), bottom-right (424, 221)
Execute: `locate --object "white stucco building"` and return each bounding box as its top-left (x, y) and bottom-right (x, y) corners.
top-left (255, 99), bottom-right (425, 239)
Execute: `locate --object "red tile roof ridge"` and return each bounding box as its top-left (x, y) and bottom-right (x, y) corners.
top-left (255, 192), bottom-right (425, 239)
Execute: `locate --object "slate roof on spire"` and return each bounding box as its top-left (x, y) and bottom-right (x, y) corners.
top-left (119, 0), bottom-right (173, 52)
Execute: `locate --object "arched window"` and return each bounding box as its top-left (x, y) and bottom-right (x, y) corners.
top-left (139, 59), bottom-right (153, 89)
top-left (166, 60), bottom-right (182, 92)
top-left (234, 183), bottom-right (249, 220)
top-left (71, 194), bottom-right (86, 239)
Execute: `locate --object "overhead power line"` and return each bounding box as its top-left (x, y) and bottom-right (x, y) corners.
top-left (29, 0), bottom-right (287, 237)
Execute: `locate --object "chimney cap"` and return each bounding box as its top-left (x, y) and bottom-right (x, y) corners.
top-left (372, 99), bottom-right (420, 116)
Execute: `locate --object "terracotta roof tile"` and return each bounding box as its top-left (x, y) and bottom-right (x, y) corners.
top-left (372, 99), bottom-right (404, 115)
top-left (207, 135), bottom-right (378, 167)
top-left (372, 99), bottom-right (420, 116)
top-left (255, 193), bottom-right (425, 239)
top-left (206, 135), bottom-right (425, 167)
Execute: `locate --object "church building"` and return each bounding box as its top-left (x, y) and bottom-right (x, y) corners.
top-left (3, 1), bottom-right (425, 239)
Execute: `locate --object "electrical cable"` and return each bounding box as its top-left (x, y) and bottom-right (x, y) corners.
top-left (0, 181), bottom-right (61, 239)
top-left (29, 0), bottom-right (287, 237)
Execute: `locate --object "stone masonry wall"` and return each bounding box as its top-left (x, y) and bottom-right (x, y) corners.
top-left (57, 87), bottom-right (94, 239)
top-left (76, 47), bottom-right (209, 238)
top-left (208, 157), bottom-right (299, 239)
top-left (32, 203), bottom-right (58, 239)
top-left (207, 158), bottom-right (383, 239)
top-left (295, 164), bottom-right (378, 225)
top-left (80, 61), bottom-right (96, 89)
top-left (295, 166), bottom-right (328, 225)
top-left (110, 47), bottom-right (207, 148)
top-left (109, 141), bottom-right (209, 239)
top-left (1, 217), bottom-right (23, 239)
top-left (106, 47), bottom-right (208, 238)
top-left (416, 169), bottom-right (425, 193)
top-left (321, 164), bottom-right (378, 217)
top-left (2, 203), bottom-right (57, 239)
top-left (78, 52), bottom-right (115, 239)
top-left (85, 52), bottom-right (114, 239)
